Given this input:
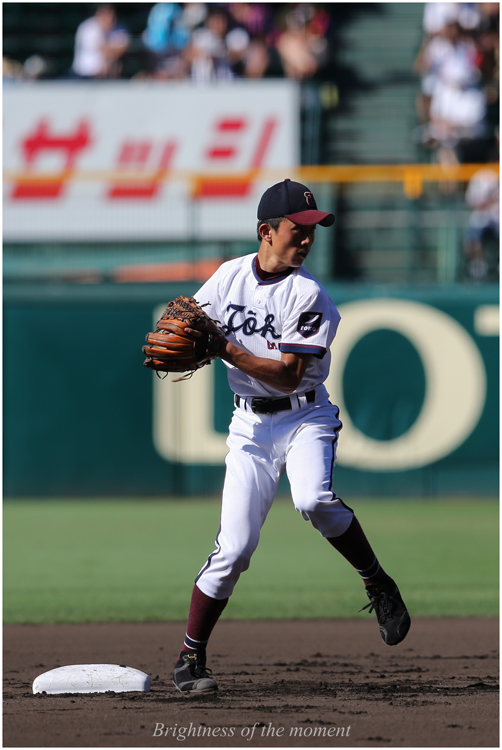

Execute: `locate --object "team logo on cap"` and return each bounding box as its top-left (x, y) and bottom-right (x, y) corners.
top-left (304, 191), bottom-right (315, 206)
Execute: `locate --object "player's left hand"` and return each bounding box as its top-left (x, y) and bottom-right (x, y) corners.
top-left (142, 296), bottom-right (226, 380)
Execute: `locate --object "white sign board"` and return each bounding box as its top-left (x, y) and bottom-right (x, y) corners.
top-left (3, 81), bottom-right (299, 241)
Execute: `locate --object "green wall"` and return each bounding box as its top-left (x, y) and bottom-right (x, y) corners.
top-left (3, 282), bottom-right (498, 497)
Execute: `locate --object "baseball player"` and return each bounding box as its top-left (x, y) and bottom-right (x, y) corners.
top-left (172, 179), bottom-right (410, 694)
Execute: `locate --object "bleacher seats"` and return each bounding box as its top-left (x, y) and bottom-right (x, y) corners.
top-left (323, 3), bottom-right (424, 165)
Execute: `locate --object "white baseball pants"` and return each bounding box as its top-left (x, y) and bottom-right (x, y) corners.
top-left (195, 389), bottom-right (354, 600)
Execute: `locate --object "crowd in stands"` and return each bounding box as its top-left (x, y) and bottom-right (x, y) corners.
top-left (413, 1), bottom-right (499, 164)
top-left (3, 3), bottom-right (334, 83)
top-left (413, 2), bottom-right (499, 282)
top-left (16, 2), bottom-right (332, 84)
top-left (128, 3), bottom-right (330, 82)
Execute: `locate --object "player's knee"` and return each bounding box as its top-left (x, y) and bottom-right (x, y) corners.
top-left (225, 537), bottom-right (259, 573)
top-left (294, 495), bottom-right (321, 517)
top-left (294, 495), bottom-right (354, 535)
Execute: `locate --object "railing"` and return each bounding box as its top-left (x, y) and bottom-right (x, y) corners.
top-left (4, 162), bottom-right (498, 197)
top-left (3, 163), bottom-right (499, 285)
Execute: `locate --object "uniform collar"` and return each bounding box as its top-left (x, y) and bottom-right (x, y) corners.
top-left (252, 255), bottom-right (294, 285)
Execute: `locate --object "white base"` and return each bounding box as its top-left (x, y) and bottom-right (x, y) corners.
top-left (32, 664), bottom-right (151, 694)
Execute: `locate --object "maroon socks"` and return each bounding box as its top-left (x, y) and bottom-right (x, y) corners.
top-left (179, 584), bottom-right (228, 658)
top-left (179, 515), bottom-right (388, 661)
top-left (327, 515), bottom-right (390, 586)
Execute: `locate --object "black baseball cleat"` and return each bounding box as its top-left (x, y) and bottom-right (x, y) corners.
top-left (173, 652), bottom-right (218, 694)
top-left (360, 579), bottom-right (411, 646)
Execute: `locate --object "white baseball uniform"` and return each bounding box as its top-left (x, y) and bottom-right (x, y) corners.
top-left (193, 253), bottom-right (354, 600)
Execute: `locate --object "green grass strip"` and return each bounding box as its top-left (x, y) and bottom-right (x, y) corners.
top-left (3, 498), bottom-right (498, 623)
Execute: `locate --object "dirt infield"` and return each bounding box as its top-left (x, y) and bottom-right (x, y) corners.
top-left (3, 618), bottom-right (498, 748)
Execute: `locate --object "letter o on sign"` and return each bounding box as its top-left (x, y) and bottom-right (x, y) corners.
top-left (326, 299), bottom-right (486, 471)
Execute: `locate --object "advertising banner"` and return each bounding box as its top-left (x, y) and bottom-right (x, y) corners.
top-left (3, 81), bottom-right (299, 241)
top-left (3, 284), bottom-right (498, 497)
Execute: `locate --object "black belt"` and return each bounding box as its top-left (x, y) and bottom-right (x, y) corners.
top-left (235, 389), bottom-right (316, 415)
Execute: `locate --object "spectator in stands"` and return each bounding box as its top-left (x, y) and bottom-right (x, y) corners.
top-left (227, 3), bottom-right (274, 37)
top-left (183, 6), bottom-right (231, 82)
top-left (274, 4), bottom-right (330, 80)
top-left (428, 26), bottom-right (486, 156)
top-left (3, 56), bottom-right (24, 84)
top-left (4, 54), bottom-right (51, 83)
top-left (185, 6), bottom-right (259, 82)
top-left (181, 2), bottom-right (208, 32)
top-left (142, 3), bottom-right (191, 79)
top-left (422, 2), bottom-right (460, 36)
top-left (474, 6), bottom-right (499, 137)
top-left (413, 3), bottom-right (498, 164)
top-left (23, 55), bottom-right (49, 80)
top-left (235, 32), bottom-right (269, 79)
top-left (71, 4), bottom-right (130, 79)
top-left (463, 165), bottom-right (499, 281)
top-left (414, 18), bottom-right (463, 124)
top-left (226, 3), bottom-right (274, 78)
top-left (422, 2), bottom-right (482, 36)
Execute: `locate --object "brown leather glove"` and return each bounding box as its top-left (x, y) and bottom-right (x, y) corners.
top-left (142, 296), bottom-right (225, 381)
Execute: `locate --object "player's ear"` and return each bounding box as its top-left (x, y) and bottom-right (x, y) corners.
top-left (259, 222), bottom-right (273, 243)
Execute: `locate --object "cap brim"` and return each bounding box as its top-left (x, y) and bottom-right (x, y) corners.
top-left (285, 210), bottom-right (335, 227)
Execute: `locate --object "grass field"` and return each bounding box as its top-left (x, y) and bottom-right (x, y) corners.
top-left (3, 497), bottom-right (498, 624)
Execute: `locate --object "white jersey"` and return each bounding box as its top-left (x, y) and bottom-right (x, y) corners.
top-left (195, 253), bottom-right (341, 398)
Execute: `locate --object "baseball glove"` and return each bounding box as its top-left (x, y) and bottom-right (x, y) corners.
top-left (143, 296), bottom-right (225, 381)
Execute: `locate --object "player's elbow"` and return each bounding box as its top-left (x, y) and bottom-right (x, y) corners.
top-left (282, 378), bottom-right (303, 395)
top-left (275, 353), bottom-right (312, 393)
top-left (276, 382), bottom-right (298, 395)
top-left (275, 367), bottom-right (304, 394)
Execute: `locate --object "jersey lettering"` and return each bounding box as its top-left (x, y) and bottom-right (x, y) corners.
top-left (223, 304), bottom-right (281, 339)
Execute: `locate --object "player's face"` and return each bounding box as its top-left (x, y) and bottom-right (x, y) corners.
top-left (264, 218), bottom-right (316, 272)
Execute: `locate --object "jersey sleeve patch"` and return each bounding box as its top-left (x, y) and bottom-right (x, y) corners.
top-left (297, 311), bottom-right (323, 338)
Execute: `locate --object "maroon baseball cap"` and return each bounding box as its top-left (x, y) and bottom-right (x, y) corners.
top-left (257, 179), bottom-right (335, 227)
